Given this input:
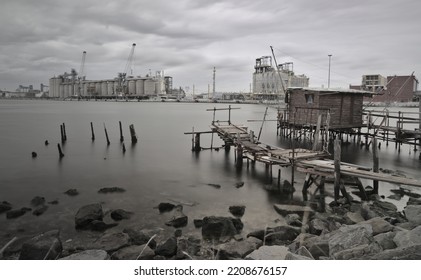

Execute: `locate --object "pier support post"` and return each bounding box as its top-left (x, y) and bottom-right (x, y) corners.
top-left (119, 121), bottom-right (124, 142)
top-left (62, 123), bottom-right (67, 142)
top-left (319, 176), bottom-right (326, 212)
top-left (57, 143), bottom-right (64, 158)
top-left (194, 133), bottom-right (201, 152)
top-left (236, 144), bottom-right (243, 167)
top-left (334, 137), bottom-right (341, 202)
top-left (129, 124), bottom-right (138, 144)
top-left (302, 173), bottom-right (311, 201)
top-left (372, 137), bottom-right (379, 195)
top-left (90, 122), bottom-right (95, 141)
top-left (60, 125), bottom-right (65, 144)
top-left (104, 123), bottom-right (110, 146)
top-left (224, 143), bottom-right (230, 152)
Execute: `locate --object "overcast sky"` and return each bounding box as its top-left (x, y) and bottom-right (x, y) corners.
top-left (1, 0), bottom-right (420, 93)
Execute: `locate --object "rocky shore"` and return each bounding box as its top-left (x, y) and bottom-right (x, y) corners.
top-left (1, 187), bottom-right (421, 260)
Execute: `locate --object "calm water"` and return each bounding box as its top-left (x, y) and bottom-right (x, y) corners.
top-left (0, 99), bottom-right (420, 246)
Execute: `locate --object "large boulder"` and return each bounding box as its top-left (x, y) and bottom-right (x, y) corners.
top-left (229, 205), bottom-right (246, 217)
top-left (374, 231), bottom-right (397, 250)
top-left (393, 225), bottom-right (421, 247)
top-left (110, 209), bottom-right (133, 221)
top-left (176, 236), bottom-right (202, 260)
top-left (19, 230), bottom-right (62, 260)
top-left (123, 227), bottom-right (159, 248)
top-left (264, 226), bottom-right (301, 245)
top-left (0, 201), bottom-right (12, 213)
top-left (201, 216), bottom-right (243, 242)
top-left (60, 250), bottom-right (109, 260)
top-left (328, 224), bottom-right (374, 258)
top-left (6, 207), bottom-right (31, 219)
top-left (75, 203), bottom-right (104, 229)
top-left (404, 205), bottom-right (421, 225)
top-left (365, 244), bottom-right (421, 260)
top-left (359, 217), bottom-right (394, 235)
top-left (217, 237), bottom-right (262, 260)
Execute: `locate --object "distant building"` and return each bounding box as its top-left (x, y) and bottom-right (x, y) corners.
top-left (49, 70), bottom-right (171, 99)
top-left (252, 56), bottom-right (309, 100)
top-left (352, 74), bottom-right (419, 103)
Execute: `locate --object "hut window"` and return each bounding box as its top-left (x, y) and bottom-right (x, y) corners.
top-left (305, 94), bottom-right (314, 104)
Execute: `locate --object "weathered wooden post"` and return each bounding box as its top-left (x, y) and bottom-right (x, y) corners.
top-left (302, 173), bottom-right (311, 201)
top-left (57, 143), bottom-right (64, 158)
top-left (334, 136), bottom-right (341, 201)
top-left (194, 133), bottom-right (201, 152)
top-left (62, 123), bottom-right (67, 142)
top-left (319, 176), bottom-right (326, 212)
top-left (90, 122), bottom-right (95, 141)
top-left (372, 137), bottom-right (379, 194)
top-left (129, 124), bottom-right (138, 144)
top-left (60, 125), bottom-right (65, 143)
top-left (312, 114), bottom-right (322, 151)
top-left (122, 143), bottom-right (126, 153)
top-left (119, 121), bottom-right (124, 142)
top-left (104, 123), bottom-right (110, 145)
top-left (236, 144), bottom-right (243, 167)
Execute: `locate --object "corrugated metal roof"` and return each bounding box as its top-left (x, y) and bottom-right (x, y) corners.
top-left (287, 87), bottom-right (374, 95)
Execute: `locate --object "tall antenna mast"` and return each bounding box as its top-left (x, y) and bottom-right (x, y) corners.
top-left (212, 67), bottom-right (216, 99)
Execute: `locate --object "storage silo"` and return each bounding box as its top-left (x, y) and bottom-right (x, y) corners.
top-left (101, 81), bottom-right (108, 96)
top-left (59, 83), bottom-right (65, 98)
top-left (107, 80), bottom-right (114, 96)
top-left (128, 79), bottom-right (136, 95)
top-left (64, 83), bottom-right (69, 98)
top-left (144, 79), bottom-right (155, 95)
top-left (95, 82), bottom-right (102, 96)
top-left (136, 79), bottom-right (144, 96)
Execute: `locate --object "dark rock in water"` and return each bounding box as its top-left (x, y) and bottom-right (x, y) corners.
top-left (111, 209), bottom-right (133, 221)
top-left (174, 229), bottom-right (183, 238)
top-left (390, 188), bottom-right (421, 199)
top-left (158, 202), bottom-right (175, 213)
top-left (387, 194), bottom-right (402, 201)
top-left (229, 205), bottom-right (246, 217)
top-left (176, 236), bottom-right (202, 260)
top-left (234, 182), bottom-right (244, 188)
top-left (75, 203), bottom-right (103, 229)
top-left (48, 200), bottom-right (59, 205)
top-left (123, 227), bottom-right (158, 249)
top-left (155, 237), bottom-right (177, 257)
top-left (44, 140), bottom-right (49, 146)
top-left (0, 201), bottom-right (12, 213)
top-left (193, 219), bottom-right (203, 228)
top-left (32, 205), bottom-right (49, 216)
top-left (31, 152), bottom-right (37, 158)
top-left (90, 220), bottom-right (118, 231)
top-left (165, 205), bottom-right (188, 228)
top-left (407, 197), bottom-right (421, 206)
top-left (201, 216), bottom-right (243, 242)
top-left (30, 196), bottom-right (45, 207)
top-left (64, 189), bottom-right (79, 196)
top-left (19, 230), bottom-right (62, 260)
top-left (98, 187), bottom-right (126, 194)
top-left (207, 183), bottom-right (221, 189)
top-left (6, 207), bottom-right (31, 219)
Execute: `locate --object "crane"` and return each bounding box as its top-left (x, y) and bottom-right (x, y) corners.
top-left (117, 43), bottom-right (136, 96)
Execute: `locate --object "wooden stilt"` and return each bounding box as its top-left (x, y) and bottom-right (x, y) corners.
top-left (62, 123), bottom-right (67, 141)
top-left (57, 143), bottom-right (64, 158)
top-left (334, 137), bottom-right (341, 201)
top-left (119, 121), bottom-right (124, 142)
top-left (122, 143), bottom-right (126, 153)
top-left (354, 177), bottom-right (368, 201)
top-left (60, 125), bottom-right (65, 143)
top-left (90, 122), bottom-right (95, 141)
top-left (194, 133), bottom-right (201, 152)
top-left (319, 176), bottom-right (326, 212)
top-left (302, 173), bottom-right (311, 201)
top-left (129, 124), bottom-right (138, 144)
top-left (104, 123), bottom-right (110, 145)
top-left (372, 137), bottom-right (379, 194)
top-left (236, 144), bottom-right (243, 167)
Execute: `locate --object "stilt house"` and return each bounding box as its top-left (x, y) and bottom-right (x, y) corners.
top-left (285, 87), bottom-right (373, 129)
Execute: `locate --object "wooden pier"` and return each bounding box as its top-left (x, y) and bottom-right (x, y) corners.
top-left (186, 106), bottom-right (421, 208)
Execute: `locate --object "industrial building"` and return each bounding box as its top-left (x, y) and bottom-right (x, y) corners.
top-left (49, 72), bottom-right (170, 99)
top-left (350, 74), bottom-right (419, 103)
top-left (252, 56), bottom-right (309, 100)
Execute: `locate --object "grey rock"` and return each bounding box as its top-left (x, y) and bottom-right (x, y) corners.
top-left (75, 203), bottom-right (103, 229)
top-left (193, 219), bottom-right (203, 228)
top-left (6, 207), bottom-right (31, 219)
top-left (309, 218), bottom-right (329, 235)
top-left (328, 224), bottom-right (374, 258)
top-left (393, 225), bottom-right (421, 247)
top-left (165, 205), bottom-right (188, 228)
top-left (273, 204), bottom-right (313, 216)
top-left (365, 244), bottom-right (421, 260)
top-left (19, 230), bottom-right (62, 260)
top-left (374, 231), bottom-right (397, 250)
top-left (155, 237), bottom-right (177, 257)
top-left (112, 245), bottom-right (155, 260)
top-left (285, 214), bottom-right (302, 227)
top-left (407, 197), bottom-right (421, 206)
top-left (158, 202), bottom-right (175, 213)
top-left (0, 201), bottom-right (12, 213)
top-left (176, 236), bottom-right (202, 259)
top-left (229, 205), bottom-right (245, 217)
top-left (332, 242), bottom-right (383, 260)
top-left (64, 189), bottom-right (79, 196)
top-left (90, 220), bottom-right (118, 231)
top-left (264, 225), bottom-right (301, 245)
top-left (404, 205), bottom-right (421, 225)
top-left (98, 187), bottom-right (126, 193)
top-left (110, 209), bottom-right (133, 221)
top-left (285, 252), bottom-right (313, 260)
top-left (92, 232), bottom-right (130, 253)
top-left (30, 196), bottom-right (45, 207)
top-left (123, 227), bottom-right (158, 248)
top-left (217, 238), bottom-right (261, 260)
top-left (60, 249), bottom-right (109, 260)
top-left (245, 245), bottom-right (289, 260)
top-left (32, 205), bottom-right (49, 216)
top-left (360, 217), bottom-right (394, 235)
top-left (201, 216), bottom-right (243, 242)
top-left (345, 211), bottom-right (365, 224)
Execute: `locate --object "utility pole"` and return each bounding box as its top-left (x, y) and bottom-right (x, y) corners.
top-left (212, 67), bottom-right (216, 100)
top-left (328, 54), bottom-right (332, 88)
